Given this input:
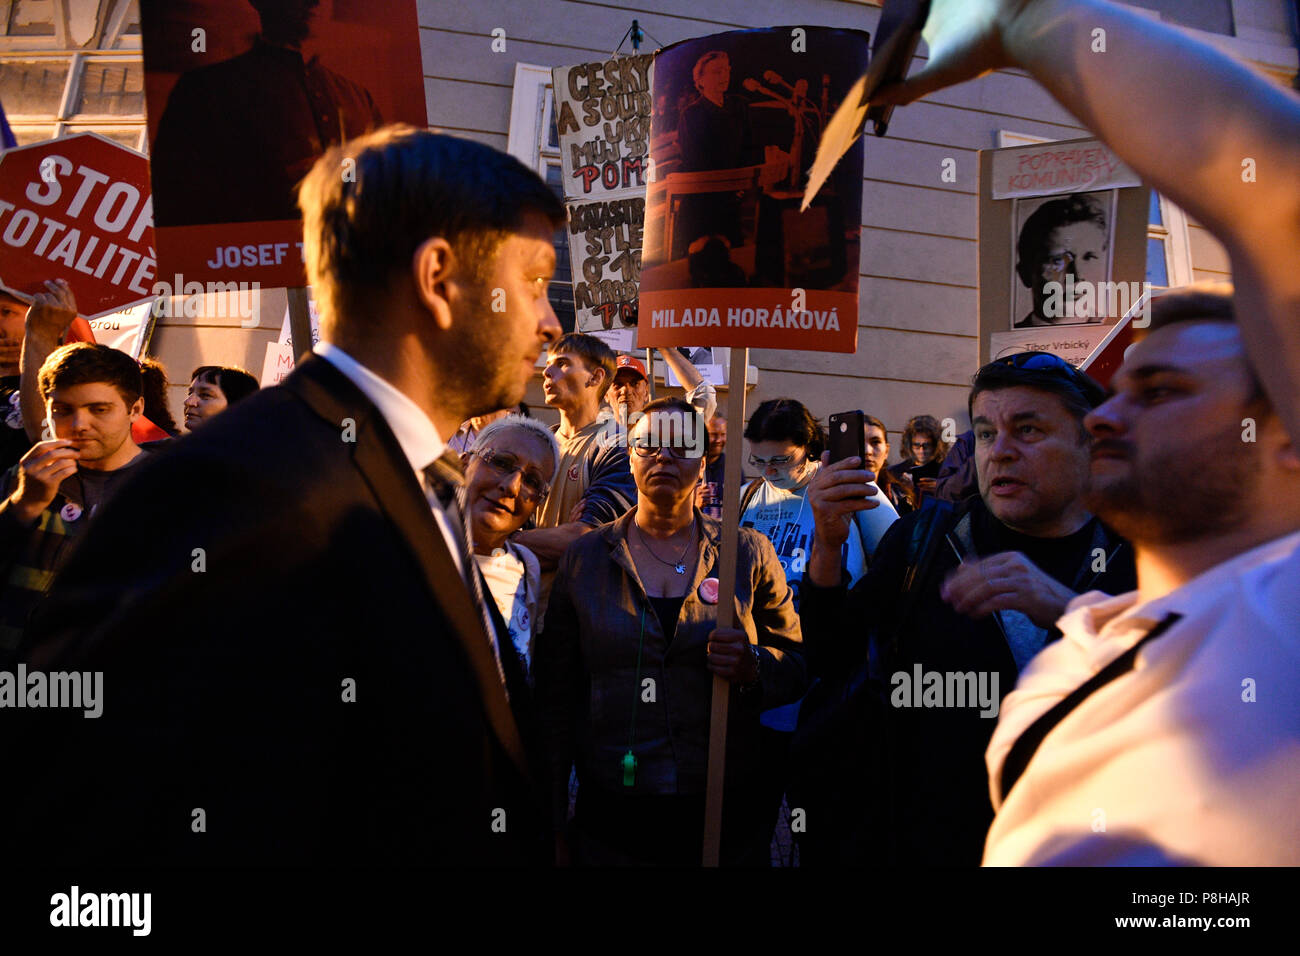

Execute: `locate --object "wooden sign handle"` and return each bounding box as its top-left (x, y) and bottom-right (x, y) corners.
top-left (702, 346), bottom-right (748, 866)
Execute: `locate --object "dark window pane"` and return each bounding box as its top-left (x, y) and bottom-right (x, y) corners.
top-left (546, 166), bottom-right (575, 333)
top-left (1148, 190), bottom-right (1163, 226)
top-left (1146, 237), bottom-right (1169, 287)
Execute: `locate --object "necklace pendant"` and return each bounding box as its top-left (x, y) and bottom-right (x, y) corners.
top-left (674, 563), bottom-right (686, 575)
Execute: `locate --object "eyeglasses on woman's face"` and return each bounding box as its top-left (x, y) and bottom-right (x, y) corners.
top-left (474, 448), bottom-right (550, 501)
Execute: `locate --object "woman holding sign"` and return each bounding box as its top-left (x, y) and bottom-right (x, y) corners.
top-left (535, 397), bottom-right (806, 866)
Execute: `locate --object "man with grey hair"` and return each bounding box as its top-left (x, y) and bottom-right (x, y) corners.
top-left (464, 414), bottom-right (561, 683)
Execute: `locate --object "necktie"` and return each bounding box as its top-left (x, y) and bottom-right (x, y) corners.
top-left (424, 449), bottom-right (509, 696)
top-left (999, 612), bottom-right (1182, 802)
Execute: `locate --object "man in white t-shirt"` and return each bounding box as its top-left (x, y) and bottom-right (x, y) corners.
top-left (464, 415), bottom-right (561, 681)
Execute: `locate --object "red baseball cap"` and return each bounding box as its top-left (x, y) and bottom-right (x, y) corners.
top-left (614, 355), bottom-right (647, 381)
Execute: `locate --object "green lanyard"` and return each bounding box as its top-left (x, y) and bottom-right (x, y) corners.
top-left (622, 603), bottom-right (648, 787)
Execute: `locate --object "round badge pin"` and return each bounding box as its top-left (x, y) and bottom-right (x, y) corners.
top-left (698, 577), bottom-right (719, 605)
top-left (60, 502), bottom-right (83, 522)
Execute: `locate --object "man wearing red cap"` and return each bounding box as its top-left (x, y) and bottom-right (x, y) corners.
top-left (606, 348), bottom-right (717, 424)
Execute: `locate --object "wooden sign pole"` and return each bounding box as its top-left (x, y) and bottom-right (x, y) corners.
top-left (286, 286), bottom-right (314, 361)
top-left (702, 346), bottom-right (749, 867)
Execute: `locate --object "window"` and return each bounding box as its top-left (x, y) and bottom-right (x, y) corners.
top-left (507, 62), bottom-right (576, 334)
top-left (1145, 190), bottom-right (1193, 290)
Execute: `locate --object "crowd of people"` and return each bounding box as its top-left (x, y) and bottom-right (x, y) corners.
top-left (1, 0), bottom-right (1297, 869)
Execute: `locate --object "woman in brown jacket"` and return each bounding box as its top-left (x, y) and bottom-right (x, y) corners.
top-left (535, 397), bottom-right (806, 866)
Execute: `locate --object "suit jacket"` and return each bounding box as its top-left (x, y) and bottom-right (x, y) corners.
top-left (9, 356), bottom-right (542, 866)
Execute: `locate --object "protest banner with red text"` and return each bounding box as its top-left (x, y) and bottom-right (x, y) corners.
top-left (0, 133), bottom-right (155, 319)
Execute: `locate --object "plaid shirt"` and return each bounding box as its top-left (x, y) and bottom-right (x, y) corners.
top-left (534, 509), bottom-right (806, 829)
top-left (0, 457), bottom-right (144, 662)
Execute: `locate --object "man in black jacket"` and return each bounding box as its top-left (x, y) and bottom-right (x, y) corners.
top-left (795, 353), bottom-right (1135, 865)
top-left (9, 126), bottom-right (563, 865)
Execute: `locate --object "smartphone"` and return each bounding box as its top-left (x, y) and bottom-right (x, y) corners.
top-left (829, 410), bottom-right (867, 465)
top-left (862, 0), bottom-right (930, 137)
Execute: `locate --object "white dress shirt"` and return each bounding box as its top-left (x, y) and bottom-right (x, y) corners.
top-left (983, 530), bottom-right (1300, 866)
top-left (313, 342), bottom-right (466, 577)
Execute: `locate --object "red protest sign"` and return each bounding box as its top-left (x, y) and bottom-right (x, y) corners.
top-left (0, 133), bottom-right (155, 319)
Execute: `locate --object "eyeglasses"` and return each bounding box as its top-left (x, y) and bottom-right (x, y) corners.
top-left (473, 448), bottom-right (550, 501)
top-left (748, 451), bottom-right (801, 469)
top-left (982, 351), bottom-right (1101, 402)
top-left (630, 439), bottom-right (703, 460)
top-left (991, 351), bottom-right (1075, 374)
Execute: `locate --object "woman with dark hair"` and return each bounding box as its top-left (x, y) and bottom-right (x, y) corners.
top-left (889, 414), bottom-right (950, 503)
top-left (739, 399), bottom-right (897, 858)
top-left (183, 365), bottom-right (259, 431)
top-left (863, 414), bottom-right (915, 515)
top-left (138, 357), bottom-right (181, 437)
top-left (741, 399), bottom-right (897, 608)
top-left (536, 397), bottom-right (805, 866)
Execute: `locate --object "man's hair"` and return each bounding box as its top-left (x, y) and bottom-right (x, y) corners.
top-left (899, 414), bottom-right (950, 464)
top-left (968, 354), bottom-right (1106, 441)
top-left (297, 124), bottom-right (564, 330)
top-left (470, 413), bottom-right (562, 486)
top-left (39, 343), bottom-right (142, 406)
top-left (1142, 282), bottom-right (1267, 408)
top-left (1016, 192), bottom-right (1108, 287)
top-left (192, 365), bottom-right (260, 406)
top-left (743, 398), bottom-right (826, 458)
top-left (547, 332), bottom-right (617, 401)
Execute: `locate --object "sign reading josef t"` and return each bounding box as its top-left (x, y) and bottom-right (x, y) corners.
top-left (0, 133), bottom-right (156, 319)
top-left (638, 27), bottom-right (867, 353)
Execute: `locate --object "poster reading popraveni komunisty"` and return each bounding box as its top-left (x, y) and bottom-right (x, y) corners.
top-left (638, 27), bottom-right (867, 353)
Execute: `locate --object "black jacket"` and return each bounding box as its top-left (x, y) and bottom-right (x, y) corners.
top-left (796, 495), bottom-right (1135, 866)
top-left (8, 356), bottom-right (543, 866)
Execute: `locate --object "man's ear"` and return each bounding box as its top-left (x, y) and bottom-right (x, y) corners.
top-left (412, 237), bottom-right (459, 331)
top-left (129, 396), bottom-right (144, 421)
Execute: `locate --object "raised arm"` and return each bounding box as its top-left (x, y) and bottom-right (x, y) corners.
top-left (19, 280), bottom-right (78, 441)
top-left (881, 0), bottom-right (1300, 442)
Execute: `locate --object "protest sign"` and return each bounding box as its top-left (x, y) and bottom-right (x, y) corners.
top-left (991, 141), bottom-right (1140, 200)
top-left (88, 301), bottom-right (154, 358)
top-left (638, 27), bottom-right (868, 354)
top-left (0, 134), bottom-right (155, 319)
top-left (978, 137), bottom-right (1151, 365)
top-left (552, 55), bottom-right (653, 337)
top-left (140, 0), bottom-right (425, 288)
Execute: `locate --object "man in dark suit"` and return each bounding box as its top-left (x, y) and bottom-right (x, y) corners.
top-left (9, 126), bottom-right (564, 865)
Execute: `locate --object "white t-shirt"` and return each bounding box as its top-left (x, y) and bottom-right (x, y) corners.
top-left (984, 530), bottom-right (1300, 866)
top-left (739, 465), bottom-right (898, 611)
top-left (473, 541), bottom-right (542, 680)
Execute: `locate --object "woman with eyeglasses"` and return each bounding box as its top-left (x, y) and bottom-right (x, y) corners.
top-left (739, 398), bottom-right (898, 857)
top-left (888, 414), bottom-right (950, 503)
top-left (462, 414), bottom-right (560, 681)
top-left (535, 397), bottom-right (806, 866)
